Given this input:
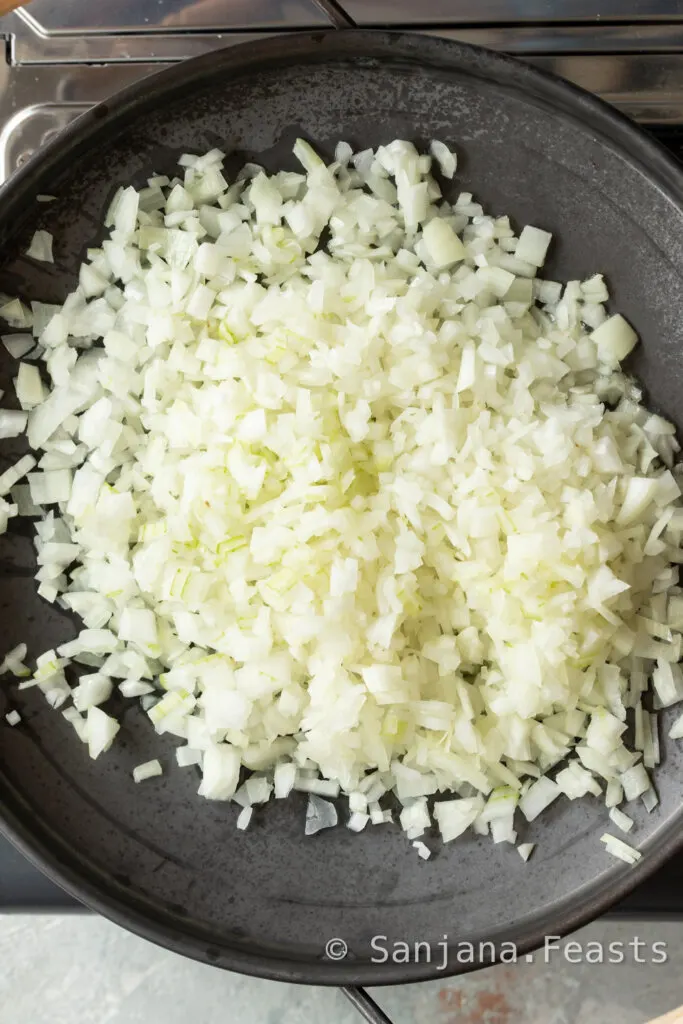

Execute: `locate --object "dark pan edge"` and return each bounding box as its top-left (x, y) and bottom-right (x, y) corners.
top-left (1, 29), bottom-right (683, 984)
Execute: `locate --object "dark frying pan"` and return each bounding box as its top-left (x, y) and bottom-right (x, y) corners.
top-left (2, 30), bottom-right (683, 998)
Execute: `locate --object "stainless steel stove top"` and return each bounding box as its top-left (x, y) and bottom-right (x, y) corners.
top-left (2, 0), bottom-right (683, 929)
top-left (4, 0), bottom-right (683, 183)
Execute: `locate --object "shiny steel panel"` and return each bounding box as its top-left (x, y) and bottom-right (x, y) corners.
top-left (341, 0), bottom-right (683, 23)
top-left (15, 0), bottom-right (328, 33)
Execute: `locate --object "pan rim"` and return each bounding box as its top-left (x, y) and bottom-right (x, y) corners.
top-left (2, 28), bottom-right (683, 985)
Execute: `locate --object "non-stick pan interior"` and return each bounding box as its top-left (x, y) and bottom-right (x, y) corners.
top-left (1, 33), bottom-right (683, 985)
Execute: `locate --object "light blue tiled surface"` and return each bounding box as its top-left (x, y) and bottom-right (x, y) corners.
top-left (1, 916), bottom-right (682, 1023)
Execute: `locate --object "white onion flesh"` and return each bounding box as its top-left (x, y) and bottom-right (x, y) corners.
top-left (1, 138), bottom-right (682, 863)
top-left (133, 758), bottom-right (162, 782)
top-left (236, 805), bottom-right (253, 830)
top-left (608, 806), bottom-right (634, 833)
top-left (25, 230), bottom-right (54, 264)
top-left (3, 334), bottom-right (35, 360)
top-left (600, 833), bottom-right (641, 864)
top-left (0, 410), bottom-right (27, 439)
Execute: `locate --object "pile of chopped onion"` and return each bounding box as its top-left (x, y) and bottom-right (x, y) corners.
top-left (2, 137), bottom-right (683, 866)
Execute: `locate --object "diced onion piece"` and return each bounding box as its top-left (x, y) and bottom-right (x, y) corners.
top-left (15, 363), bottom-right (44, 410)
top-left (617, 477), bottom-right (659, 526)
top-left (642, 787), bottom-right (659, 813)
top-left (608, 806), bottom-right (634, 833)
top-left (519, 777), bottom-right (560, 822)
top-left (133, 759), bottom-right (162, 782)
top-left (0, 643), bottom-right (29, 678)
top-left (669, 711), bottom-right (683, 739)
top-left (5, 710), bottom-right (20, 726)
top-left (422, 218), bottom-right (465, 268)
top-left (517, 842), bottom-right (535, 862)
top-left (72, 673), bottom-right (112, 711)
top-left (429, 140), bottom-right (456, 179)
top-left (26, 230), bottom-right (54, 263)
top-left (86, 706), bottom-right (120, 759)
top-left (555, 762), bottom-right (601, 799)
top-left (245, 775), bottom-right (272, 804)
top-left (3, 334), bottom-right (34, 359)
top-left (274, 762), bottom-right (297, 799)
top-left (600, 833), bottom-right (641, 864)
top-left (62, 706), bottom-right (87, 741)
top-left (305, 794), bottom-right (338, 835)
top-left (515, 225), bottom-right (552, 267)
top-left (0, 409), bottom-right (27, 439)
top-left (293, 138), bottom-right (324, 173)
top-left (412, 839), bottom-right (431, 860)
top-left (592, 314), bottom-right (638, 367)
top-left (434, 797), bottom-right (483, 842)
top-left (0, 455), bottom-right (35, 497)
top-left (605, 779), bottom-right (623, 809)
top-left (399, 797), bottom-right (431, 839)
top-left (175, 745), bottom-right (201, 767)
top-left (620, 763), bottom-right (650, 802)
top-left (347, 811), bottom-right (369, 832)
top-left (198, 744), bottom-right (240, 800)
top-left (236, 805), bottom-right (253, 830)
top-left (294, 775), bottom-right (340, 798)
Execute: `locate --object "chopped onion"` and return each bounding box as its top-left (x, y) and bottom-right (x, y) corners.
top-left (294, 776), bottom-right (340, 798)
top-left (2, 137), bottom-right (683, 860)
top-left (305, 794), bottom-right (338, 835)
top-left (434, 797), bottom-right (483, 842)
top-left (175, 745), bottom-right (201, 768)
top-left (348, 811), bottom-right (369, 832)
top-left (197, 745), bottom-right (240, 800)
top-left (429, 140), bottom-right (456, 179)
top-left (608, 806), bottom-right (634, 833)
top-left (15, 363), bottom-right (44, 410)
top-left (133, 758), bottom-right (162, 782)
top-left (72, 673), bottom-right (112, 711)
top-left (592, 314), bottom-right (638, 367)
top-left (642, 786), bottom-right (659, 812)
top-left (274, 762), bottom-right (297, 799)
top-left (236, 805), bottom-right (253, 830)
top-left (86, 706), bottom-right (119, 759)
top-left (26, 230), bottom-right (54, 263)
top-left (422, 218), bottom-right (465, 268)
top-left (400, 797), bottom-right (431, 839)
top-left (620, 763), bottom-right (651, 802)
top-left (0, 410), bottom-right (28, 439)
top-left (2, 334), bottom-right (34, 359)
top-left (600, 833), bottom-right (641, 865)
top-left (519, 778), bottom-right (561, 822)
top-left (0, 643), bottom-right (29, 677)
top-left (515, 225), bottom-right (552, 267)
top-left (412, 839), bottom-right (431, 859)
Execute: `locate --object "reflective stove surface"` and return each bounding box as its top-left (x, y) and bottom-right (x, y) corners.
top-left (17, 0), bottom-right (329, 32)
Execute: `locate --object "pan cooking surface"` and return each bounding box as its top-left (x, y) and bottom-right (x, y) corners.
top-left (1, 32), bottom-right (683, 983)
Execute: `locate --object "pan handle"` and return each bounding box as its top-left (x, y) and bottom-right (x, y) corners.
top-left (309, 0), bottom-right (356, 29)
top-left (342, 986), bottom-right (394, 1024)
